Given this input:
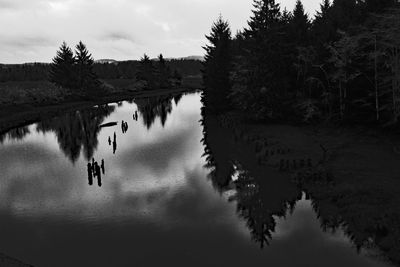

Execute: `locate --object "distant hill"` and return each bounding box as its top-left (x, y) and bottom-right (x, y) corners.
top-left (94, 59), bottom-right (118, 64)
top-left (151, 56), bottom-right (205, 62)
top-left (0, 57), bottom-right (203, 82)
top-left (181, 56), bottom-right (204, 61)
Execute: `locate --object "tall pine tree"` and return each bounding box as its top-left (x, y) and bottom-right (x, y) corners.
top-left (156, 54), bottom-right (171, 89)
top-left (290, 0), bottom-right (310, 45)
top-left (202, 15), bottom-right (232, 114)
top-left (312, 0), bottom-right (334, 46)
top-left (316, 0), bottom-right (331, 19)
top-left (75, 41), bottom-right (99, 90)
top-left (231, 0), bottom-right (286, 119)
top-left (246, 0), bottom-right (281, 38)
top-left (49, 42), bottom-right (76, 89)
top-left (136, 54), bottom-right (156, 89)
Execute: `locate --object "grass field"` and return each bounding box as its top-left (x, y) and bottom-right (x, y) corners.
top-left (0, 81), bottom-right (70, 106)
top-left (0, 77), bottom-right (203, 107)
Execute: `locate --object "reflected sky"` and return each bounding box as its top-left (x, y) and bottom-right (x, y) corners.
top-left (0, 93), bottom-right (393, 267)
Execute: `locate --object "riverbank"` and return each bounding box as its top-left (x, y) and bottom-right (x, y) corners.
top-left (0, 85), bottom-right (198, 134)
top-left (0, 77), bottom-right (202, 104)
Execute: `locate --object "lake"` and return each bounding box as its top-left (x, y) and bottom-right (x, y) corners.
top-left (0, 92), bottom-right (394, 267)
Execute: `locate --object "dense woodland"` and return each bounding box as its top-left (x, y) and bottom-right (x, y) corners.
top-left (203, 0), bottom-right (400, 126)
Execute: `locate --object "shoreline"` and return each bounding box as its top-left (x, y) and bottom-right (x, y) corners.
top-left (0, 87), bottom-right (199, 134)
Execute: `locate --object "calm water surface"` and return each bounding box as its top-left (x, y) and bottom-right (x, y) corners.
top-left (0, 92), bottom-right (393, 267)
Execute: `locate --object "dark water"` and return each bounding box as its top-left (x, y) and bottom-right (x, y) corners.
top-left (0, 92), bottom-right (393, 267)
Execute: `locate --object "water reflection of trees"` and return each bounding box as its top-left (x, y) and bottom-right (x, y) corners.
top-left (134, 94), bottom-right (177, 129)
top-left (36, 105), bottom-right (114, 162)
top-left (201, 109), bottom-right (400, 264)
top-left (200, 110), bottom-right (302, 248)
top-left (303, 180), bottom-right (400, 265)
top-left (0, 126), bottom-right (31, 144)
top-left (2, 93), bottom-right (183, 161)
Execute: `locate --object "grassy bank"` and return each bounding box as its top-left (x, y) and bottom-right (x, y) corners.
top-left (0, 77), bottom-right (202, 106)
top-left (0, 81), bottom-right (69, 106)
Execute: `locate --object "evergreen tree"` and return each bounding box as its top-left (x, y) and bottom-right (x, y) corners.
top-left (246, 0), bottom-right (281, 37)
top-left (202, 15), bottom-right (232, 114)
top-left (231, 0), bottom-right (287, 119)
top-left (290, 0), bottom-right (310, 45)
top-left (312, 0), bottom-right (334, 46)
top-left (136, 54), bottom-right (156, 89)
top-left (49, 42), bottom-right (76, 89)
top-left (156, 54), bottom-right (171, 88)
top-left (202, 0), bottom-right (400, 128)
top-left (245, 0), bottom-right (282, 85)
top-left (280, 8), bottom-right (293, 25)
top-left (288, 0), bottom-right (312, 94)
top-left (316, 0), bottom-right (331, 19)
top-left (75, 41), bottom-right (99, 90)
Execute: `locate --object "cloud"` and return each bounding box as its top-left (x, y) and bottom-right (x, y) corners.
top-left (101, 31), bottom-right (137, 44)
top-left (0, 0), bottom-right (17, 9)
top-left (0, 0), bottom-right (320, 63)
top-left (0, 35), bottom-right (56, 48)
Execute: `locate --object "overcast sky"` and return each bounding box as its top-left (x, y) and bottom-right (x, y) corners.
top-left (0, 0), bottom-right (320, 64)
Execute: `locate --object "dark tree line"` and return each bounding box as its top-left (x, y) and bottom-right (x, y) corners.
top-left (92, 58), bottom-right (199, 80)
top-left (135, 53), bottom-right (182, 89)
top-left (50, 41), bottom-right (100, 91)
top-left (0, 63), bottom-right (50, 82)
top-left (0, 58), bottom-right (201, 83)
top-left (203, 0), bottom-right (400, 126)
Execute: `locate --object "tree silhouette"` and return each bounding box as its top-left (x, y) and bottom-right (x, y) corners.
top-left (50, 42), bottom-right (76, 89)
top-left (202, 15), bottom-right (232, 114)
top-left (290, 0), bottom-right (310, 45)
top-left (156, 54), bottom-right (172, 88)
top-left (312, 0), bottom-right (335, 48)
top-left (136, 54), bottom-right (156, 89)
top-left (49, 41), bottom-right (99, 92)
top-left (316, 0), bottom-right (331, 19)
top-left (75, 41), bottom-right (100, 90)
top-left (230, 0), bottom-right (288, 120)
top-left (246, 0), bottom-right (281, 37)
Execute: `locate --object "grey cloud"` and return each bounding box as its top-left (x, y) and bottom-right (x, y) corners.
top-left (0, 0), bottom-right (319, 63)
top-left (0, 35), bottom-right (56, 48)
top-left (102, 32), bottom-right (136, 43)
top-left (0, 0), bottom-right (16, 9)
top-left (0, 0), bottom-right (69, 10)
top-left (0, 143), bottom-right (80, 209)
top-left (118, 125), bottom-right (197, 178)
